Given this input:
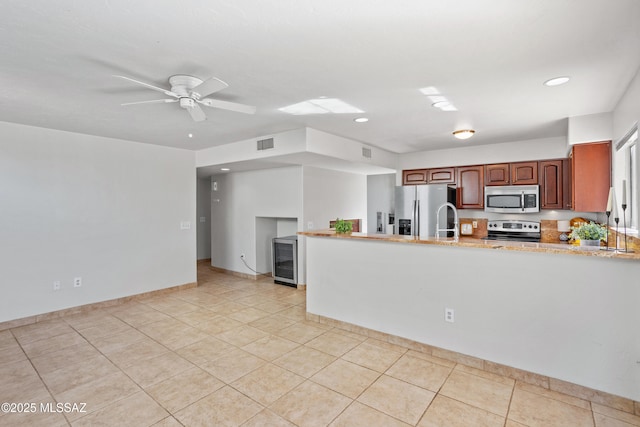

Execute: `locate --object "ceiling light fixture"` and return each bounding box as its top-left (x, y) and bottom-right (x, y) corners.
top-left (354, 117), bottom-right (369, 123)
top-left (220, 168), bottom-right (230, 171)
top-left (544, 76), bottom-right (570, 87)
top-left (453, 129), bottom-right (475, 140)
top-left (188, 133), bottom-right (193, 138)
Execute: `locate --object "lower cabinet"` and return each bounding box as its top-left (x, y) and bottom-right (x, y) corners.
top-left (457, 165), bottom-right (484, 209)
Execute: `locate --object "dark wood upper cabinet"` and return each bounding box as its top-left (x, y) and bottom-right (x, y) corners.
top-left (485, 163), bottom-right (510, 186)
top-left (539, 159), bottom-right (563, 209)
top-left (563, 158), bottom-right (572, 210)
top-left (402, 169), bottom-right (428, 185)
top-left (510, 161), bottom-right (538, 185)
top-left (427, 167), bottom-right (456, 184)
top-left (457, 165), bottom-right (484, 209)
top-left (571, 141), bottom-right (611, 212)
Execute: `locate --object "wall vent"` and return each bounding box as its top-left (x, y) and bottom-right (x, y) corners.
top-left (257, 138), bottom-right (275, 151)
top-left (362, 147), bottom-right (372, 158)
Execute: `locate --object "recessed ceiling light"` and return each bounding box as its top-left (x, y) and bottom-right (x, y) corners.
top-left (354, 117), bottom-right (369, 123)
top-left (544, 76), bottom-right (570, 87)
top-left (188, 133), bottom-right (193, 138)
top-left (220, 168), bottom-right (230, 171)
top-left (453, 129), bottom-right (475, 140)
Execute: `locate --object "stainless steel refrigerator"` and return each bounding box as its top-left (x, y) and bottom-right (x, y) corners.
top-left (395, 184), bottom-right (456, 238)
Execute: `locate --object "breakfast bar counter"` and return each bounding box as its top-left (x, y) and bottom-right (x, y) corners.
top-left (299, 230), bottom-right (640, 260)
top-left (300, 230), bottom-right (640, 404)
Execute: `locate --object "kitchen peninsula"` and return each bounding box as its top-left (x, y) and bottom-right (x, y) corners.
top-left (301, 230), bottom-right (640, 406)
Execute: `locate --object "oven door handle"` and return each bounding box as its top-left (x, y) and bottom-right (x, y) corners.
top-left (521, 193), bottom-right (525, 212)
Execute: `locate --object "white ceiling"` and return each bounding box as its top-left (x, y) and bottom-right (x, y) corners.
top-left (1, 0), bottom-right (639, 154)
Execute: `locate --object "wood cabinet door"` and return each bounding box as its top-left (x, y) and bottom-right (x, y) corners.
top-left (427, 167), bottom-right (456, 184)
top-left (571, 141), bottom-right (611, 212)
top-left (485, 163), bottom-right (510, 185)
top-left (457, 165), bottom-right (484, 209)
top-left (402, 169), bottom-right (428, 185)
top-left (511, 161), bottom-right (538, 185)
top-left (539, 160), bottom-right (563, 209)
top-left (563, 158), bottom-right (572, 210)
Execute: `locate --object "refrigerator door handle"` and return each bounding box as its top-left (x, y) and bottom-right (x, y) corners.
top-left (413, 199), bottom-right (420, 236)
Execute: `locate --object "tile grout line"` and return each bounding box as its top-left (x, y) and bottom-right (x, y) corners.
top-left (8, 328), bottom-right (73, 426)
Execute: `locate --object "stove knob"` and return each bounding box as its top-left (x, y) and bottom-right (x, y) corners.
top-left (534, 225), bottom-right (538, 229)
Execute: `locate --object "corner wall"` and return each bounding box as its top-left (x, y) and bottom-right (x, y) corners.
top-left (0, 122), bottom-right (197, 322)
top-left (209, 167), bottom-right (303, 278)
top-left (197, 178), bottom-right (212, 260)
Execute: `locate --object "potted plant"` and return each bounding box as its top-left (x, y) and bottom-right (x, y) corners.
top-left (333, 218), bottom-right (353, 234)
top-left (569, 221), bottom-right (607, 247)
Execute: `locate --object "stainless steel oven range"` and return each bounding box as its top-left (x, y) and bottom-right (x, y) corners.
top-left (486, 220), bottom-right (541, 242)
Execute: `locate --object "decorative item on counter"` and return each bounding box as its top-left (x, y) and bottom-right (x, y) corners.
top-left (568, 217), bottom-right (588, 245)
top-left (557, 220), bottom-right (571, 242)
top-left (603, 188), bottom-right (615, 252)
top-left (619, 180), bottom-right (633, 253)
top-left (333, 218), bottom-right (353, 234)
top-left (569, 221), bottom-right (607, 248)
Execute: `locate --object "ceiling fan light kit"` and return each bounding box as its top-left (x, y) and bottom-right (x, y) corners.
top-left (114, 74), bottom-right (256, 122)
top-left (453, 129), bottom-right (475, 140)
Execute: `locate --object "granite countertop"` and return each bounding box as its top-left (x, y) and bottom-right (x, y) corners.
top-left (299, 230), bottom-right (640, 260)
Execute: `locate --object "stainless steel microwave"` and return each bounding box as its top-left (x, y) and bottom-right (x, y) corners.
top-left (484, 185), bottom-right (539, 213)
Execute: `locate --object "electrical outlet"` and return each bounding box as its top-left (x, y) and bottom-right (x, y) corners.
top-left (53, 281), bottom-right (61, 291)
top-left (445, 308), bottom-right (455, 323)
top-left (180, 221), bottom-right (191, 230)
top-left (307, 221), bottom-right (314, 230)
top-left (472, 221), bottom-right (478, 229)
top-left (73, 277), bottom-right (82, 288)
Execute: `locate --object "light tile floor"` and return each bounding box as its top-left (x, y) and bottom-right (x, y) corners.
top-left (1, 265), bottom-right (639, 426)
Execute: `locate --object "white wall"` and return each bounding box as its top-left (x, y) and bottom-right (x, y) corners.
top-left (306, 128), bottom-right (397, 171)
top-left (367, 174), bottom-right (395, 234)
top-left (210, 167), bottom-right (303, 278)
top-left (306, 236), bottom-right (640, 401)
top-left (196, 178), bottom-right (212, 260)
top-left (196, 128), bottom-right (307, 168)
top-left (568, 113), bottom-right (613, 145)
top-left (0, 122), bottom-right (196, 323)
top-left (302, 166), bottom-right (368, 233)
top-left (613, 66), bottom-right (640, 230)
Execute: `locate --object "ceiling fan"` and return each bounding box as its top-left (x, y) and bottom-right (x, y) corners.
top-left (114, 74), bottom-right (256, 122)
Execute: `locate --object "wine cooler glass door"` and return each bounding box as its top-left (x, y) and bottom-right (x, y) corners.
top-left (272, 238), bottom-right (297, 285)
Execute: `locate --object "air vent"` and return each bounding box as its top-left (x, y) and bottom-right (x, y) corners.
top-left (257, 138), bottom-right (274, 151)
top-left (362, 147), bottom-right (372, 158)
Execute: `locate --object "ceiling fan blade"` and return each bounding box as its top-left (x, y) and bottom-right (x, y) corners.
top-left (187, 103), bottom-right (207, 122)
top-left (190, 77), bottom-right (229, 98)
top-left (121, 99), bottom-right (178, 106)
top-left (113, 75), bottom-right (178, 98)
top-left (199, 98), bottom-right (256, 114)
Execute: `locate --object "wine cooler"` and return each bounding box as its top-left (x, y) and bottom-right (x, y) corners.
top-left (272, 235), bottom-right (298, 286)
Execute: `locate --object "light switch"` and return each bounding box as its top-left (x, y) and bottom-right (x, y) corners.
top-left (199, 217), bottom-right (206, 223)
top-left (180, 221), bottom-right (191, 230)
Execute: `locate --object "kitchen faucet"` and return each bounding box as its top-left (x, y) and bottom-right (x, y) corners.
top-left (435, 202), bottom-right (459, 240)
